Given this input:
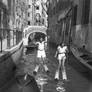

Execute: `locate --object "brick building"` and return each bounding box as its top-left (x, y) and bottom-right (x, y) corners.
top-left (15, 0), bottom-right (28, 31)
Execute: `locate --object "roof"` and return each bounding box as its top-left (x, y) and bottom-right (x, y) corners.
top-left (58, 7), bottom-right (72, 21)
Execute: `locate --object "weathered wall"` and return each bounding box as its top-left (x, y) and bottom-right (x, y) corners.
top-left (76, 0), bottom-right (83, 25)
top-left (86, 26), bottom-right (92, 53)
top-left (71, 24), bottom-right (92, 53)
top-left (87, 0), bottom-right (92, 53)
top-left (71, 25), bottom-right (87, 47)
top-left (47, 0), bottom-right (71, 45)
top-left (70, 0), bottom-right (92, 53)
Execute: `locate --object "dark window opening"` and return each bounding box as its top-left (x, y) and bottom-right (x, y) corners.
top-left (28, 12), bottom-right (30, 17)
top-left (36, 6), bottom-right (39, 10)
top-left (72, 5), bottom-right (77, 26)
top-left (81, 0), bottom-right (90, 24)
top-left (28, 5), bottom-right (31, 8)
top-left (28, 21), bottom-right (30, 25)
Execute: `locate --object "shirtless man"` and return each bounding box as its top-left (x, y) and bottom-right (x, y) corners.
top-left (54, 43), bottom-right (68, 81)
top-left (33, 37), bottom-right (49, 75)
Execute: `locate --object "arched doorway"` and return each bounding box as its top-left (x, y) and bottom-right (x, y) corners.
top-left (27, 32), bottom-right (46, 54)
top-left (28, 32), bottom-right (46, 46)
top-left (23, 26), bottom-right (47, 54)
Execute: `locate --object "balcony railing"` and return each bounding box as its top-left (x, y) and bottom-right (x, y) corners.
top-left (0, 28), bottom-right (22, 52)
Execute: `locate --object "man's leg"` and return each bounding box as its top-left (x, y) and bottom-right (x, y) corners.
top-left (33, 58), bottom-right (41, 75)
top-left (54, 59), bottom-right (61, 80)
top-left (55, 69), bottom-right (59, 81)
top-left (33, 65), bottom-right (39, 74)
top-left (43, 57), bottom-right (49, 73)
top-left (44, 64), bottom-right (49, 72)
top-left (62, 57), bottom-right (67, 80)
top-left (58, 59), bottom-right (61, 69)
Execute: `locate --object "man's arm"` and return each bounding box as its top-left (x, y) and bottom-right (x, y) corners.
top-left (55, 46), bottom-right (60, 57)
top-left (55, 47), bottom-right (59, 58)
top-left (65, 46), bottom-right (69, 57)
top-left (44, 40), bottom-right (47, 44)
top-left (54, 51), bottom-right (58, 58)
top-left (44, 41), bottom-right (47, 50)
top-left (35, 41), bottom-right (39, 45)
top-left (66, 46), bottom-right (69, 53)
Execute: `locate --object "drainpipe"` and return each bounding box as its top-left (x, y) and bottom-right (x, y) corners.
top-left (0, 10), bottom-right (3, 52)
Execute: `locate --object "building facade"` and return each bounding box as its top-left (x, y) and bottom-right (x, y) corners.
top-left (15, 0), bottom-right (28, 31)
top-left (70, 0), bottom-right (92, 52)
top-left (47, 0), bottom-right (71, 44)
top-left (0, 0), bottom-right (9, 29)
top-left (27, 0), bottom-right (35, 26)
top-left (34, 0), bottom-right (48, 26)
top-left (0, 0), bottom-right (27, 51)
top-left (47, 0), bottom-right (92, 52)
top-left (26, 0), bottom-right (48, 27)
top-left (0, 0), bottom-right (16, 50)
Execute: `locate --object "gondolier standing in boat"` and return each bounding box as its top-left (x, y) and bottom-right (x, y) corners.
top-left (54, 43), bottom-right (68, 81)
top-left (33, 37), bottom-right (49, 75)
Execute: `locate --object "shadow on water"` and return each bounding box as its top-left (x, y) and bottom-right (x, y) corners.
top-left (15, 74), bottom-right (40, 92)
top-left (0, 52), bottom-right (17, 90)
top-left (0, 51), bottom-right (40, 92)
top-left (2, 74), bottom-right (40, 92)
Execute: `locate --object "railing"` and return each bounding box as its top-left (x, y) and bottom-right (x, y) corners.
top-left (0, 28), bottom-right (22, 52)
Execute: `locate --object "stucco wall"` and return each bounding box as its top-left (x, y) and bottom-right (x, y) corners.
top-left (71, 25), bottom-right (92, 53)
top-left (86, 26), bottom-right (92, 53)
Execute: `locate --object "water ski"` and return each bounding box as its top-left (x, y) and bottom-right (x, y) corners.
top-left (62, 70), bottom-right (67, 80)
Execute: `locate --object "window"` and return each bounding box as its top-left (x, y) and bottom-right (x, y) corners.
top-left (28, 21), bottom-right (30, 25)
top-left (28, 5), bottom-right (31, 8)
top-left (36, 6), bottom-right (39, 10)
top-left (72, 5), bottom-right (77, 26)
top-left (28, 12), bottom-right (30, 17)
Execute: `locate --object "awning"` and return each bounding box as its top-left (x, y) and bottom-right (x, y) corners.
top-left (58, 7), bottom-right (72, 21)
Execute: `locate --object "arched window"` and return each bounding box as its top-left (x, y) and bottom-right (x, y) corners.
top-left (36, 6), bottom-right (39, 10)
